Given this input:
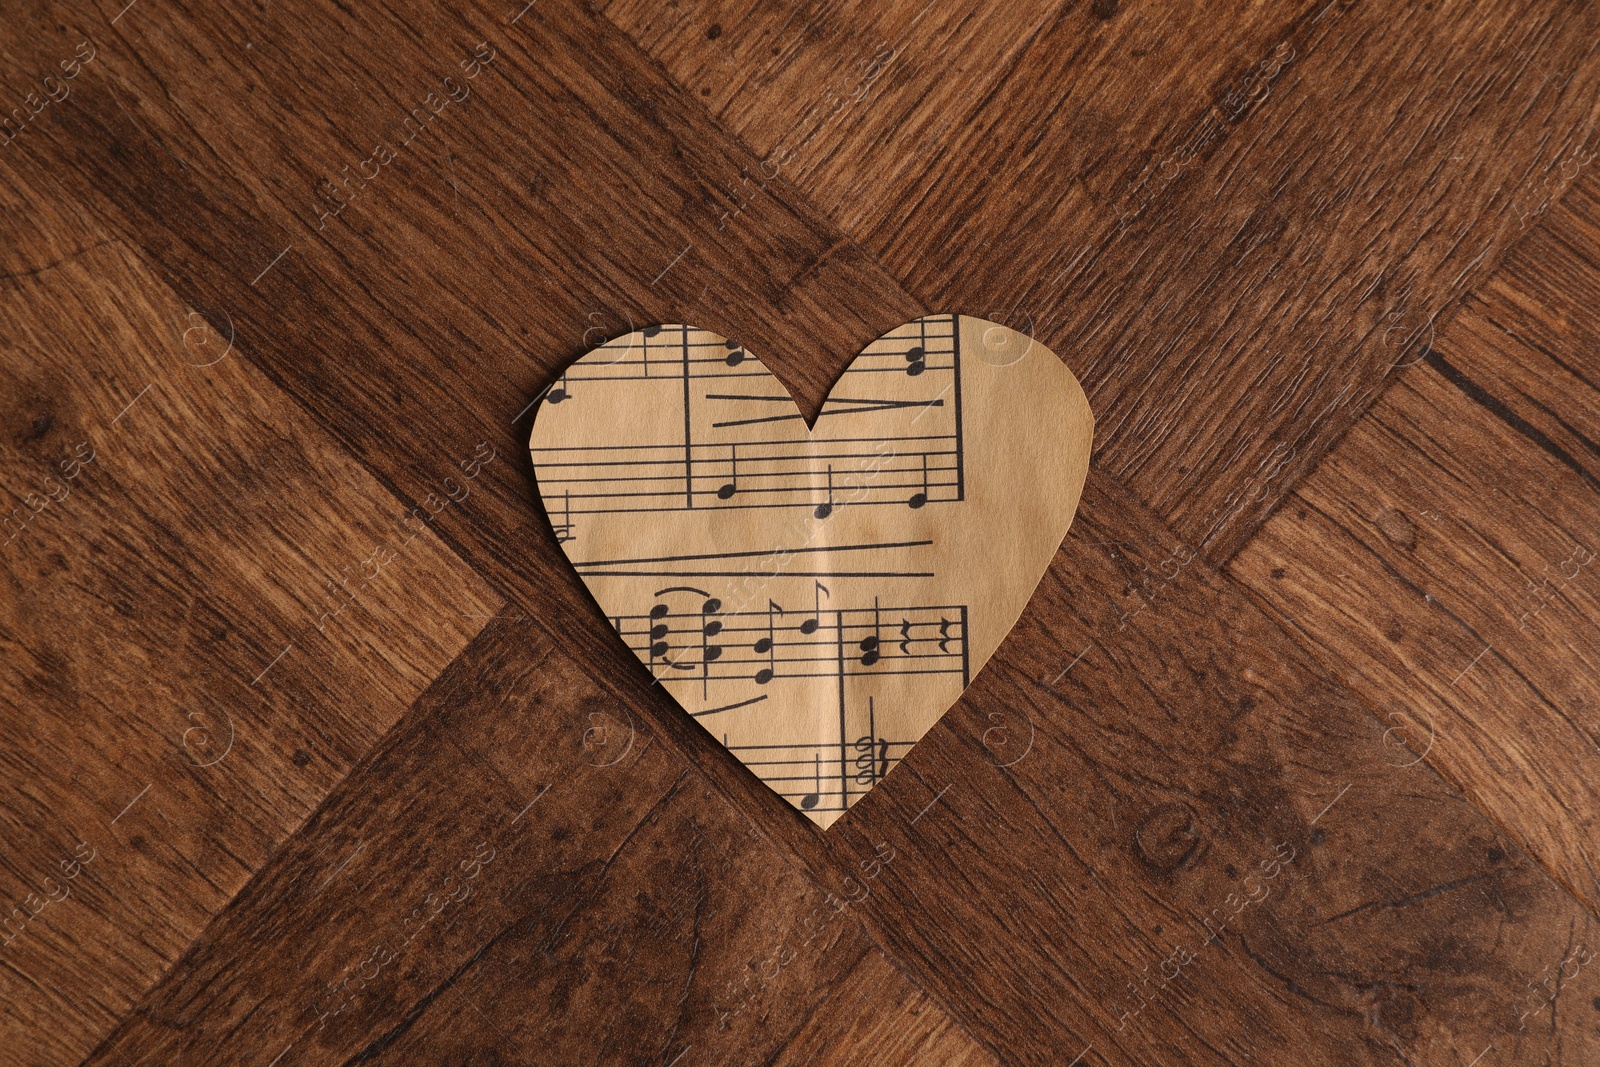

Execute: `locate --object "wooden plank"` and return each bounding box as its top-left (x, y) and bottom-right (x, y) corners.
top-left (30, 0), bottom-right (923, 419)
top-left (0, 37), bottom-right (109, 284)
top-left (79, 618), bottom-right (877, 1067)
top-left (1231, 167), bottom-right (1600, 916)
top-left (768, 949), bottom-right (1000, 1067)
top-left (819, 472), bottom-right (1600, 1066)
top-left (0, 231), bottom-right (495, 1065)
top-left (604, 0), bottom-right (1600, 558)
top-left (600, 0), bottom-right (1073, 224)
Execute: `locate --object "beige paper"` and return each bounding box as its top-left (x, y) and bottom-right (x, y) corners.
top-left (529, 315), bottom-right (1092, 827)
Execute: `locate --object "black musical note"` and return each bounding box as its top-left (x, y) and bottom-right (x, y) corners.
top-left (800, 580), bottom-right (829, 635)
top-left (648, 602), bottom-right (671, 668)
top-left (701, 600), bottom-right (723, 642)
top-left (905, 344), bottom-right (926, 376)
top-left (716, 443), bottom-right (739, 500)
top-left (641, 323), bottom-right (663, 378)
top-left (753, 600), bottom-right (782, 685)
top-left (724, 340), bottom-right (746, 367)
top-left (700, 597), bottom-right (724, 696)
top-left (622, 598), bottom-right (965, 687)
top-left (814, 465), bottom-right (835, 520)
top-left (908, 452), bottom-right (929, 509)
top-left (546, 370), bottom-right (573, 404)
top-left (801, 754), bottom-right (821, 810)
top-left (859, 597), bottom-right (881, 667)
top-left (908, 316), bottom-right (929, 378)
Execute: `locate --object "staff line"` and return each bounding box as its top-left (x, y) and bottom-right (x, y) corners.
top-left (577, 539), bottom-right (933, 568)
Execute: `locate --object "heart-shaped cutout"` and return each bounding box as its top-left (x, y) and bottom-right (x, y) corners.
top-left (530, 315), bottom-right (1091, 827)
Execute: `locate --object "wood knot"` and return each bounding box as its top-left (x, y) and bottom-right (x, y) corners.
top-left (1134, 802), bottom-right (1204, 873)
top-left (1374, 507), bottom-right (1417, 551)
top-left (22, 413), bottom-right (53, 444)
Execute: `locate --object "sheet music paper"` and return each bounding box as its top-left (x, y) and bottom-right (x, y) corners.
top-left (529, 315), bottom-right (1092, 827)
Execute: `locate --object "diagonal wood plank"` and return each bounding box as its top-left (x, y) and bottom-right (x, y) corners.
top-left (36, 0), bottom-right (921, 420)
top-left (0, 216), bottom-right (494, 1065)
top-left (605, 0), bottom-right (1600, 559)
top-left (77, 618), bottom-right (880, 1067)
top-left (1232, 166), bottom-right (1600, 917)
top-left (601, 0), bottom-right (1074, 221)
top-left (768, 949), bottom-right (1001, 1067)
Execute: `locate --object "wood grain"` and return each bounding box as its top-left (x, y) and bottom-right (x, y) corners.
top-left (1, 0), bottom-right (939, 887)
top-left (0, 236), bottom-right (493, 1065)
top-left (768, 949), bottom-right (1000, 1067)
top-left (2, 0), bottom-right (1600, 1062)
top-left (78, 617), bottom-right (878, 1067)
top-left (830, 473), bottom-right (1600, 1066)
top-left (1233, 165), bottom-right (1600, 916)
top-left (606, 0), bottom-right (1600, 558)
top-left (7, 0), bottom-right (934, 819)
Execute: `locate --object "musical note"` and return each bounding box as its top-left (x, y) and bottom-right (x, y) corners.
top-left (908, 316), bottom-right (929, 379)
top-left (908, 453), bottom-right (929, 509)
top-left (615, 596), bottom-right (965, 687)
top-left (905, 344), bottom-right (926, 376)
top-left (800, 580), bottom-right (829, 635)
top-left (853, 698), bottom-right (891, 786)
top-left (700, 597), bottom-right (724, 697)
top-left (801, 754), bottom-right (821, 810)
top-left (546, 370), bottom-right (573, 404)
top-left (648, 601), bottom-right (671, 672)
top-left (724, 340), bottom-right (746, 367)
top-left (814, 464), bottom-right (835, 520)
top-left (641, 323), bottom-right (662, 379)
top-left (753, 600), bottom-right (782, 685)
top-left (716, 443), bottom-right (739, 500)
top-left (552, 490), bottom-right (576, 543)
top-left (859, 597), bottom-right (881, 667)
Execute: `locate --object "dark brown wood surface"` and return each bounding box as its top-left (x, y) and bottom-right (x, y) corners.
top-left (4, 0), bottom-right (1600, 1064)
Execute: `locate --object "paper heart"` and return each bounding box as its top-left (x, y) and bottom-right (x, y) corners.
top-left (529, 315), bottom-right (1091, 827)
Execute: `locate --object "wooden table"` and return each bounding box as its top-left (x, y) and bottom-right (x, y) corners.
top-left (4, 1), bottom-right (1600, 1063)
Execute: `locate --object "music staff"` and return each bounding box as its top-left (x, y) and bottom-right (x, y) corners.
top-left (534, 315), bottom-right (979, 822)
top-left (530, 316), bottom-right (966, 534)
top-left (534, 438), bottom-right (960, 518)
top-left (574, 538), bottom-right (937, 581)
top-left (619, 595), bottom-right (970, 690)
top-left (723, 735), bottom-right (918, 814)
top-left (549, 319), bottom-right (958, 385)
